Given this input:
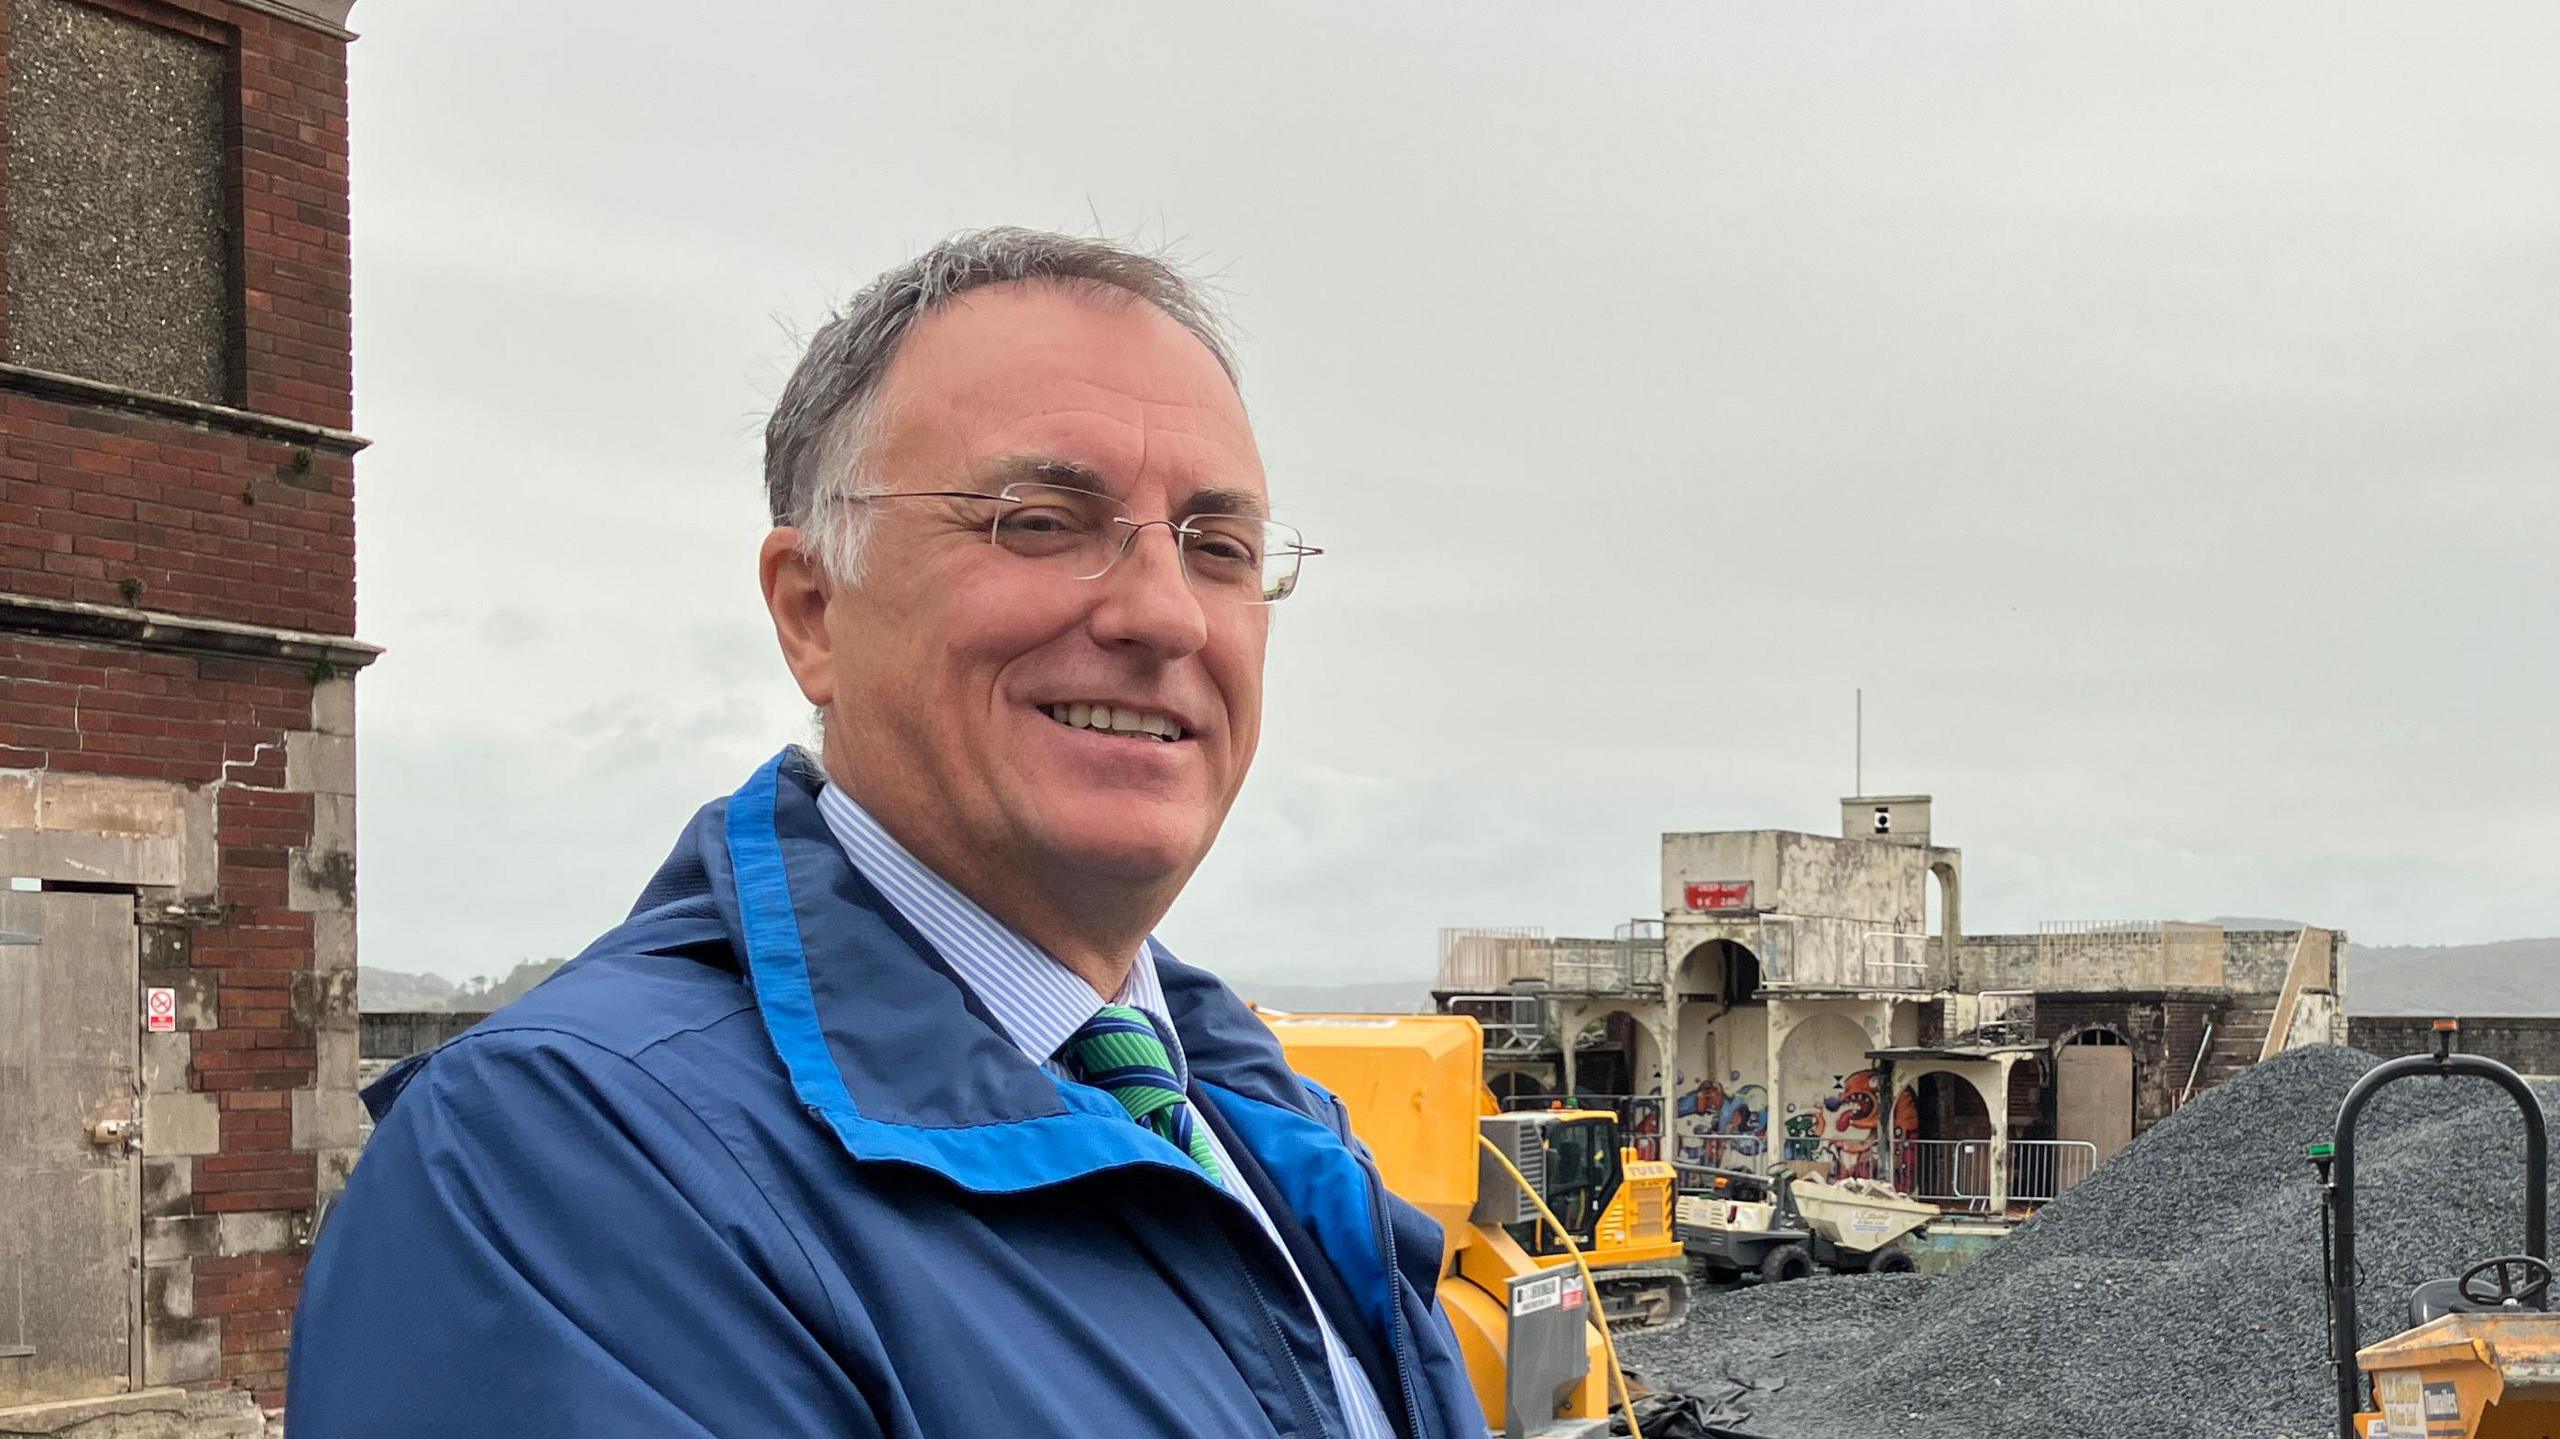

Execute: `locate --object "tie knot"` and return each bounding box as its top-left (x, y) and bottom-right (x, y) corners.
top-left (1056, 1004), bottom-right (1223, 1184)
top-left (1058, 1003), bottom-right (1177, 1083)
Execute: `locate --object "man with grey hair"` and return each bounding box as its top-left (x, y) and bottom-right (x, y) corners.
top-left (290, 229), bottom-right (1491, 1439)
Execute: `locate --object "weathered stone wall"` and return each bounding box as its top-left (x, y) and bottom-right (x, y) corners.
top-left (2350, 1016), bottom-right (2560, 1077)
top-left (2223, 928), bottom-right (2304, 995)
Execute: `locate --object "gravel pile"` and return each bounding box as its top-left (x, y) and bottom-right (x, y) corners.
top-left (1616, 1044), bottom-right (2560, 1439)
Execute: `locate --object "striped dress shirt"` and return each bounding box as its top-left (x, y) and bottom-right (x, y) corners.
top-left (815, 783), bottom-right (1398, 1439)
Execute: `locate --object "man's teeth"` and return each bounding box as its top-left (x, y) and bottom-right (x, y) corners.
top-left (1046, 703), bottom-right (1183, 742)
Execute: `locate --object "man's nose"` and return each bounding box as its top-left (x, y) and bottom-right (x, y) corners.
top-left (1089, 520), bottom-right (1208, 658)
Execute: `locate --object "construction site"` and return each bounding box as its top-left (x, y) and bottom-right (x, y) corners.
top-left (1430, 794), bottom-right (2350, 1226)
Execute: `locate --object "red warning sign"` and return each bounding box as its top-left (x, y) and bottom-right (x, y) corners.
top-left (1684, 880), bottom-right (1755, 913)
top-left (145, 987), bottom-right (177, 1034)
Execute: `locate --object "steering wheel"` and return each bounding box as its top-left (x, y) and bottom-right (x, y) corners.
top-left (2458, 1254), bottom-right (2554, 1309)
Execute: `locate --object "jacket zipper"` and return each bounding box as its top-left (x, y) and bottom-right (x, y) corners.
top-left (1232, 1240), bottom-right (1340, 1439)
top-left (1351, 1119), bottom-right (1428, 1439)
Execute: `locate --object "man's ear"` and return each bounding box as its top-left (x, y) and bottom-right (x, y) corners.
top-left (760, 528), bottom-right (836, 709)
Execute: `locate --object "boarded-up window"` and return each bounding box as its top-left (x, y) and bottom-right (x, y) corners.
top-left (6, 0), bottom-right (235, 403)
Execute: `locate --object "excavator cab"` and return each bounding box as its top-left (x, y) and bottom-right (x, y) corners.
top-left (1501, 1112), bottom-right (1624, 1252)
top-left (1481, 1110), bottom-right (1688, 1329)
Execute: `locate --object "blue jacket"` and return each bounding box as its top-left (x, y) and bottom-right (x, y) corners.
top-left (289, 750), bottom-right (1490, 1439)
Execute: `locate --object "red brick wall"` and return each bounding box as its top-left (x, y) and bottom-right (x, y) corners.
top-left (0, 0), bottom-right (357, 1411)
top-left (0, 396), bottom-right (356, 633)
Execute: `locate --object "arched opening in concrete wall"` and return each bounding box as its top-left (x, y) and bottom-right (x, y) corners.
top-left (2055, 1026), bottom-right (2135, 1163)
top-left (1929, 855), bottom-right (1963, 959)
top-left (1677, 938), bottom-right (1763, 1006)
top-left (1485, 1067), bottom-right (1552, 1109)
top-left (1899, 1071), bottom-right (1995, 1200)
top-left (1776, 1013), bottom-right (1887, 1182)
top-left (1619, 1013), bottom-right (1666, 1159)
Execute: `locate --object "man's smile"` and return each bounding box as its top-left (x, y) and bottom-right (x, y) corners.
top-left (1039, 701), bottom-right (1193, 743)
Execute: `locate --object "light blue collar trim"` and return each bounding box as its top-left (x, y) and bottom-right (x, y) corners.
top-left (813, 780), bottom-right (1184, 1079)
top-left (727, 751), bottom-right (1197, 1195)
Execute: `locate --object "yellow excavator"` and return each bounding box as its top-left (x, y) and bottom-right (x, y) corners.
top-left (1260, 1010), bottom-right (1690, 1436)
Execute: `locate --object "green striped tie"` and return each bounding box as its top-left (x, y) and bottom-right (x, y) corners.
top-left (1057, 1005), bottom-right (1225, 1184)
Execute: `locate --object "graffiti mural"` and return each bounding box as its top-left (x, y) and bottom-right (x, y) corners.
top-left (1672, 1075), bottom-right (1766, 1167)
top-left (1624, 1098), bottom-right (1663, 1161)
top-left (1892, 1083), bottom-right (1923, 1192)
top-left (1782, 1069), bottom-right (1891, 1181)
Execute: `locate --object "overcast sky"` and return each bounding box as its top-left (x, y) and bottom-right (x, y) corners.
top-left (345, 3), bottom-right (2558, 988)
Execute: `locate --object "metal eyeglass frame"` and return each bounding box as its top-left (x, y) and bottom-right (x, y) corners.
top-left (857, 482), bottom-right (1323, 604)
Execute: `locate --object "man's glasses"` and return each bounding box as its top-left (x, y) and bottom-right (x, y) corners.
top-left (862, 483), bottom-right (1321, 604)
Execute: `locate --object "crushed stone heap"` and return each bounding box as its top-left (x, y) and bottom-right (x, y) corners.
top-left (1616, 1045), bottom-right (2560, 1439)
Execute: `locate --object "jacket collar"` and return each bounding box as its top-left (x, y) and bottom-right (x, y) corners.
top-left (663, 747), bottom-right (1313, 1192)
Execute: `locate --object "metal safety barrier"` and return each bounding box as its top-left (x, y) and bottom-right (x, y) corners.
top-left (2009, 1138), bottom-right (2099, 1203)
top-left (1896, 1137), bottom-right (2099, 1210)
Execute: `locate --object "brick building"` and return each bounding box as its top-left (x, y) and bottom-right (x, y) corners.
top-left (0, 0), bottom-right (366, 1429)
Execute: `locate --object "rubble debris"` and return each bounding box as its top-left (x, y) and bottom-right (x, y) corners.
top-left (1617, 1045), bottom-right (2559, 1439)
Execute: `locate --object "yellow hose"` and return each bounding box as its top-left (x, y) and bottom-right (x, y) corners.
top-left (1474, 1134), bottom-right (1645, 1439)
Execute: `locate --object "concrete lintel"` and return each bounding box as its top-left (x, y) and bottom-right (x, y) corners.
top-left (0, 827), bottom-right (180, 888)
top-left (0, 1389), bottom-right (187, 1434)
top-left (0, 363), bottom-right (367, 454)
top-left (0, 591), bottom-right (380, 671)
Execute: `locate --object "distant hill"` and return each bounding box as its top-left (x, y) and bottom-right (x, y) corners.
top-left (2344, 939), bottom-right (2560, 1016)
top-left (358, 967), bottom-right (465, 1011)
top-left (361, 958), bottom-right (567, 1013)
top-left (1232, 978), bottom-right (1435, 1014)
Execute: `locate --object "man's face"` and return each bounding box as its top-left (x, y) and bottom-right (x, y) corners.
top-left (818, 283), bottom-right (1270, 896)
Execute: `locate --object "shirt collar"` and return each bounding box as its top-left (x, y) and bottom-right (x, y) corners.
top-left (812, 781), bottom-right (1183, 1078)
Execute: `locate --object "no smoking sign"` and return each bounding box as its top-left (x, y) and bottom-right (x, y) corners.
top-left (144, 987), bottom-right (177, 1034)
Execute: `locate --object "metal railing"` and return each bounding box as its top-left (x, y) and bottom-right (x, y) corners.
top-left (1968, 989), bottom-right (2037, 1045)
top-left (1896, 1137), bottom-right (2099, 1210)
top-left (1897, 1139), bottom-right (1994, 1208)
top-left (2009, 1139), bottom-right (2098, 1202)
top-left (1862, 930), bottom-right (1933, 989)
top-left (2036, 918), bottom-right (2226, 991)
top-left (1436, 926), bottom-right (1548, 991)
top-left (1669, 1135), bottom-right (1771, 1182)
top-left (1436, 927), bottom-right (1669, 995)
top-left (1443, 993), bottom-right (1549, 1054)
top-left (1547, 939), bottom-right (1666, 994)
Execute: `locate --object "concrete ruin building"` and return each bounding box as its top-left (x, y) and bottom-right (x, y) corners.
top-left (0, 0), bottom-right (367, 1431)
top-left (1437, 796), bottom-right (2346, 1213)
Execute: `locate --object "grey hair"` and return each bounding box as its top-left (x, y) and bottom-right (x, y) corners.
top-left (763, 227), bottom-right (1240, 586)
